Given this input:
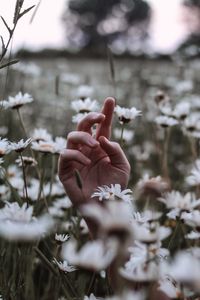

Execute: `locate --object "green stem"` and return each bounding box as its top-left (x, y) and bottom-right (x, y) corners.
top-left (162, 127), bottom-right (170, 180)
top-left (17, 108), bottom-right (27, 137)
top-left (120, 124), bottom-right (125, 147)
top-left (20, 152), bottom-right (29, 202)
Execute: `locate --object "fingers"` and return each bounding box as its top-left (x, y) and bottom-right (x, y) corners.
top-left (96, 97), bottom-right (115, 140)
top-left (77, 112), bottom-right (105, 134)
top-left (67, 131), bottom-right (99, 149)
top-left (59, 149), bottom-right (91, 171)
top-left (99, 136), bottom-right (130, 172)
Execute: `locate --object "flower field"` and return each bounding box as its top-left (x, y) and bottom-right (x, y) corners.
top-left (1, 38), bottom-right (200, 300)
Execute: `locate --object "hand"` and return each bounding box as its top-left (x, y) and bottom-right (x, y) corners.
top-left (58, 97), bottom-right (130, 207)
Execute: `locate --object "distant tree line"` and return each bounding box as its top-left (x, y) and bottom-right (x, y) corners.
top-left (62, 0), bottom-right (151, 54)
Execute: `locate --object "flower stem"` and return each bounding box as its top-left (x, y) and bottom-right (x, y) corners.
top-left (20, 152), bottom-right (29, 202)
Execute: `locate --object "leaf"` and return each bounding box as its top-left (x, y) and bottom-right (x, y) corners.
top-left (0, 59), bottom-right (19, 70)
top-left (0, 16), bottom-right (12, 34)
top-left (18, 5), bottom-right (35, 20)
top-left (74, 169), bottom-right (83, 190)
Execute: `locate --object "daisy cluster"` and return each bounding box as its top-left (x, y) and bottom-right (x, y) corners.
top-left (0, 56), bottom-right (200, 300)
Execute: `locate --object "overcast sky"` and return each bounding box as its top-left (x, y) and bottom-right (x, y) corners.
top-left (0, 0), bottom-right (190, 53)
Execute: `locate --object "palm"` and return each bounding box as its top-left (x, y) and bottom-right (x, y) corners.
top-left (61, 143), bottom-right (130, 205)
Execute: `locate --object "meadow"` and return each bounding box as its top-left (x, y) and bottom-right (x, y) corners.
top-left (1, 7), bottom-right (200, 299)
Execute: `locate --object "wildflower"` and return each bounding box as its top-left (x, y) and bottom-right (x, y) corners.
top-left (158, 191), bottom-right (200, 218)
top-left (136, 174), bottom-right (169, 198)
top-left (115, 105), bottom-right (142, 124)
top-left (91, 184), bottom-right (133, 203)
top-left (133, 210), bottom-right (162, 223)
top-left (54, 137), bottom-right (66, 153)
top-left (84, 294), bottom-right (100, 300)
top-left (132, 221), bottom-right (171, 244)
top-left (158, 101), bottom-right (173, 116)
top-left (185, 230), bottom-right (200, 240)
top-left (114, 128), bottom-right (134, 143)
top-left (53, 196), bottom-right (72, 210)
top-left (182, 113), bottom-right (200, 137)
top-left (81, 201), bottom-right (133, 241)
top-left (0, 138), bottom-right (11, 156)
top-left (173, 101), bottom-right (190, 120)
top-left (15, 156), bottom-right (37, 167)
top-left (31, 140), bottom-right (57, 154)
top-left (54, 259), bottom-right (76, 273)
top-left (186, 159), bottom-right (200, 186)
top-left (130, 142), bottom-right (155, 162)
top-left (61, 238), bottom-right (118, 271)
top-left (49, 206), bottom-right (65, 218)
top-left (120, 259), bottom-right (158, 283)
top-left (71, 97), bottom-right (99, 113)
top-left (18, 178), bottom-right (40, 201)
top-left (181, 210), bottom-right (200, 228)
top-left (0, 202), bottom-right (54, 241)
top-left (76, 85), bottom-right (94, 100)
top-left (155, 115), bottom-right (178, 127)
top-left (0, 202), bottom-right (33, 222)
top-left (154, 90), bottom-right (170, 105)
top-left (160, 251), bottom-right (200, 288)
top-left (72, 112), bottom-right (89, 123)
top-left (158, 276), bottom-right (183, 299)
top-left (31, 128), bottom-right (52, 142)
top-left (9, 138), bottom-right (32, 152)
top-left (0, 92), bottom-right (33, 109)
top-left (55, 233), bottom-right (69, 243)
top-left (9, 177), bottom-right (24, 191)
top-left (0, 185), bottom-right (10, 201)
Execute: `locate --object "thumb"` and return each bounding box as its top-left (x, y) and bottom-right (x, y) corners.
top-left (99, 136), bottom-right (130, 172)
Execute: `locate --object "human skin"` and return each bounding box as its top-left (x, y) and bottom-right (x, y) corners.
top-left (58, 97), bottom-right (170, 299)
top-left (58, 97), bottom-right (130, 209)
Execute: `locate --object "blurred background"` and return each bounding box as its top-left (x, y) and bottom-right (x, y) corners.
top-left (1, 0), bottom-right (200, 56)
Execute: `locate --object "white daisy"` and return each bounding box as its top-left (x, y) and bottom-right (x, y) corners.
top-left (155, 115), bottom-right (179, 127)
top-left (115, 105), bottom-right (142, 124)
top-left (158, 276), bottom-right (182, 299)
top-left (186, 159), bottom-right (200, 186)
top-left (31, 140), bottom-right (56, 154)
top-left (1, 92), bottom-right (33, 109)
top-left (173, 101), bottom-right (190, 120)
top-left (61, 238), bottom-right (118, 272)
top-left (31, 128), bottom-right (52, 142)
top-left (54, 259), bottom-right (76, 273)
top-left (91, 184), bottom-right (133, 203)
top-left (0, 138), bottom-right (11, 156)
top-left (72, 112), bottom-right (89, 123)
top-left (120, 259), bottom-right (158, 283)
top-left (181, 210), bottom-right (200, 228)
top-left (76, 85), bottom-right (94, 99)
top-left (114, 128), bottom-right (134, 143)
top-left (71, 97), bottom-right (99, 113)
top-left (185, 230), bottom-right (200, 240)
top-left (55, 233), bottom-right (69, 243)
top-left (15, 156), bottom-right (37, 167)
top-left (9, 138), bottom-right (32, 152)
top-left (158, 191), bottom-right (200, 214)
top-left (84, 294), bottom-right (100, 300)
